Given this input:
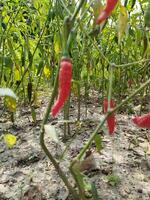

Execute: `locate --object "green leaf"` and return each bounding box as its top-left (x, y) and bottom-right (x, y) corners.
top-left (91, 183), bottom-right (99, 200)
top-left (0, 56), bottom-right (13, 68)
top-left (107, 174), bottom-right (121, 186)
top-left (37, 60), bottom-right (44, 75)
top-left (31, 106), bottom-right (36, 123)
top-left (94, 134), bottom-right (102, 152)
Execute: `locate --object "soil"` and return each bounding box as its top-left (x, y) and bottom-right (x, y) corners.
top-left (0, 91), bottom-right (150, 200)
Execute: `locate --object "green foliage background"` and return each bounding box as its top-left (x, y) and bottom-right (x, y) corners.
top-left (0, 0), bottom-right (150, 102)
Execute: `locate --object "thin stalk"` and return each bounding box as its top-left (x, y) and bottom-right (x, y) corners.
top-left (79, 23), bottom-right (110, 65)
top-left (115, 59), bottom-right (150, 68)
top-left (84, 81), bottom-right (88, 118)
top-left (40, 128), bottom-right (79, 200)
top-left (70, 167), bottom-right (85, 200)
top-left (0, 5), bottom-right (21, 46)
top-left (40, 65), bottom-right (79, 199)
top-left (63, 104), bottom-right (67, 141)
top-left (71, 0), bottom-right (87, 24)
top-left (77, 83), bottom-right (81, 121)
top-left (0, 39), bottom-right (5, 85)
top-left (71, 77), bottom-right (150, 164)
top-left (78, 21), bottom-right (150, 69)
top-left (59, 0), bottom-right (72, 16)
top-left (108, 64), bottom-right (113, 110)
top-left (66, 0), bottom-right (94, 52)
top-left (63, 101), bottom-right (69, 140)
top-left (15, 7), bottom-right (51, 92)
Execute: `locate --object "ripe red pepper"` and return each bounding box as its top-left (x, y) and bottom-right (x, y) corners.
top-left (132, 113), bottom-right (150, 128)
top-left (51, 58), bottom-right (72, 117)
top-left (96, 0), bottom-right (118, 24)
top-left (103, 98), bottom-right (116, 135)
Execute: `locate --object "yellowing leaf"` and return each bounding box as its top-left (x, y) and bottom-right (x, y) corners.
top-left (4, 96), bottom-right (17, 112)
top-left (14, 66), bottom-right (20, 81)
top-left (43, 66), bottom-right (51, 77)
top-left (4, 133), bottom-right (17, 148)
top-left (54, 34), bottom-right (60, 57)
top-left (3, 15), bottom-right (9, 24)
top-left (118, 5), bottom-right (128, 44)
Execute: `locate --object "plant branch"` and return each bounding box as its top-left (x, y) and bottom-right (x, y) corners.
top-left (59, 0), bottom-right (72, 16)
top-left (115, 59), bottom-right (150, 68)
top-left (71, 77), bottom-right (150, 164)
top-left (71, 0), bottom-right (87, 24)
top-left (40, 64), bottom-right (79, 199)
top-left (40, 128), bottom-right (79, 200)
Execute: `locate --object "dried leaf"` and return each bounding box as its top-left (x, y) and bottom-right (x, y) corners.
top-left (78, 154), bottom-right (97, 172)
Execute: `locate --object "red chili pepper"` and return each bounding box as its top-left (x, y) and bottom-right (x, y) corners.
top-left (132, 113), bottom-right (150, 128)
top-left (51, 58), bottom-right (72, 117)
top-left (103, 98), bottom-right (116, 135)
top-left (96, 0), bottom-right (118, 24)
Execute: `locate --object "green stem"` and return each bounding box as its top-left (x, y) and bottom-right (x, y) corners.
top-left (79, 21), bottom-right (150, 69)
top-left (40, 128), bottom-right (78, 200)
top-left (62, 16), bottom-right (72, 57)
top-left (71, 0), bottom-right (87, 24)
top-left (108, 64), bottom-right (114, 110)
top-left (40, 65), bottom-right (78, 199)
top-left (59, 0), bottom-right (72, 16)
top-left (0, 39), bottom-right (5, 85)
top-left (71, 77), bottom-right (150, 163)
top-left (70, 167), bottom-right (85, 200)
top-left (66, 0), bottom-right (95, 57)
top-left (115, 59), bottom-right (150, 68)
top-left (77, 83), bottom-right (81, 121)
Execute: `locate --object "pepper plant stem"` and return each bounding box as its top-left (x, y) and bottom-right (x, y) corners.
top-left (108, 64), bottom-right (114, 110)
top-left (71, 0), bottom-right (87, 24)
top-left (40, 128), bottom-right (79, 200)
top-left (71, 77), bottom-right (150, 164)
top-left (40, 64), bottom-right (79, 199)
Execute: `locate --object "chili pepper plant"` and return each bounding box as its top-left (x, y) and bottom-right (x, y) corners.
top-left (1, 0), bottom-right (150, 199)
